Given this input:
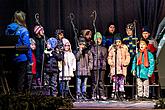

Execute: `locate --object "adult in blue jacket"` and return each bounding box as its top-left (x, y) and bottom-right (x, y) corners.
top-left (5, 10), bottom-right (32, 92)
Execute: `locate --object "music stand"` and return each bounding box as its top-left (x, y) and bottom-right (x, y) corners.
top-left (0, 36), bottom-right (18, 94)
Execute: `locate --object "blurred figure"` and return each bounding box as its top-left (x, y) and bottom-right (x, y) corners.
top-left (5, 10), bottom-right (32, 92)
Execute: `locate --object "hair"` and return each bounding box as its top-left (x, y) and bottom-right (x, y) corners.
top-left (140, 38), bottom-right (149, 45)
top-left (13, 10), bottom-right (26, 27)
top-left (104, 22), bottom-right (116, 36)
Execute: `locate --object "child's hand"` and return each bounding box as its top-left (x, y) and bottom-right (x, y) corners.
top-left (132, 71), bottom-right (136, 76)
top-left (148, 74), bottom-right (151, 77)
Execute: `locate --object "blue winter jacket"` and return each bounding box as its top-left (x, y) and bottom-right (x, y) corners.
top-left (5, 23), bottom-right (32, 63)
top-left (131, 51), bottom-right (155, 79)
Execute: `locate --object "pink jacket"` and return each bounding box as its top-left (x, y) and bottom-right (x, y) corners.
top-left (108, 44), bottom-right (130, 77)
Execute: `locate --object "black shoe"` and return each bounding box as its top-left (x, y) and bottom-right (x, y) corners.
top-left (82, 92), bottom-right (88, 100)
top-left (120, 92), bottom-right (126, 101)
top-left (143, 97), bottom-right (150, 101)
top-left (137, 96), bottom-right (143, 101)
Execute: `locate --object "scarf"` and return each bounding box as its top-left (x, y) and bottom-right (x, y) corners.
top-left (137, 48), bottom-right (149, 67)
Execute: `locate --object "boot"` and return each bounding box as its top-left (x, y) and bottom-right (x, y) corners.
top-left (82, 92), bottom-right (88, 100)
top-left (120, 92), bottom-right (126, 101)
top-left (36, 78), bottom-right (41, 86)
top-left (76, 93), bottom-right (82, 101)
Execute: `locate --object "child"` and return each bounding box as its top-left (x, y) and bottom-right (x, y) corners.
top-left (75, 37), bottom-right (93, 100)
top-left (44, 37), bottom-right (62, 96)
top-left (108, 33), bottom-right (130, 99)
top-left (123, 23), bottom-right (139, 59)
top-left (141, 26), bottom-right (157, 55)
top-left (80, 29), bottom-right (94, 50)
top-left (29, 38), bottom-right (37, 86)
top-left (132, 39), bottom-right (155, 100)
top-left (58, 39), bottom-right (76, 97)
top-left (123, 23), bottom-right (139, 88)
top-left (141, 26), bottom-right (158, 98)
top-left (34, 25), bottom-right (45, 86)
top-left (91, 32), bottom-right (107, 100)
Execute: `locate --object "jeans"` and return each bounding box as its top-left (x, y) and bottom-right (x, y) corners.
top-left (59, 80), bottom-right (69, 96)
top-left (76, 76), bottom-right (88, 94)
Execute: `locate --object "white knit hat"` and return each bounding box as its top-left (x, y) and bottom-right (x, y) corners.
top-left (29, 38), bottom-right (36, 44)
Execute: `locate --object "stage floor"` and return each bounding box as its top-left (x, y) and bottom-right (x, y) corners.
top-left (73, 100), bottom-right (156, 109)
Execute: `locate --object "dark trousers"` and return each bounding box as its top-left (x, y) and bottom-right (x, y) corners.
top-left (44, 73), bottom-right (58, 96)
top-left (91, 70), bottom-right (105, 97)
top-left (9, 61), bottom-right (28, 92)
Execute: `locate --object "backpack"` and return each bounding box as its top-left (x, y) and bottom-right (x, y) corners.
top-left (5, 23), bottom-right (28, 53)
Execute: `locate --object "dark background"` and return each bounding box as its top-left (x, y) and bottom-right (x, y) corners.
top-left (0, 0), bottom-right (165, 49)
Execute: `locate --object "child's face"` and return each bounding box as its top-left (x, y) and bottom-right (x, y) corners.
top-left (58, 33), bottom-right (64, 40)
top-left (142, 32), bottom-right (150, 39)
top-left (108, 25), bottom-right (115, 34)
top-left (115, 40), bottom-right (122, 46)
top-left (30, 43), bottom-right (36, 50)
top-left (64, 42), bottom-right (70, 51)
top-left (79, 43), bottom-right (85, 50)
top-left (96, 38), bottom-right (102, 45)
top-left (126, 28), bottom-right (133, 36)
top-left (139, 41), bottom-right (147, 50)
top-left (47, 42), bottom-right (51, 49)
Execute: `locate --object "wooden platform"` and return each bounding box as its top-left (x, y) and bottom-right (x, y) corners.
top-left (71, 100), bottom-right (156, 110)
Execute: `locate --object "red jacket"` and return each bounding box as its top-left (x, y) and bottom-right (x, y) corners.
top-left (32, 52), bottom-right (36, 74)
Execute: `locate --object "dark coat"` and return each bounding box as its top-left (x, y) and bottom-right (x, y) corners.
top-left (44, 49), bottom-right (63, 74)
top-left (91, 45), bottom-right (107, 70)
top-left (75, 48), bottom-right (93, 76)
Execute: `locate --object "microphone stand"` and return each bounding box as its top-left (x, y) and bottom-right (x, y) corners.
top-left (113, 45), bottom-right (121, 101)
top-left (91, 10), bottom-right (99, 100)
top-left (133, 20), bottom-right (138, 100)
top-left (69, 13), bottom-right (79, 101)
top-left (35, 13), bottom-right (46, 88)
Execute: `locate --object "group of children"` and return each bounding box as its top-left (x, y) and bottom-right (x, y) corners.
top-left (5, 11), bottom-right (157, 101)
top-left (29, 22), bottom-right (157, 101)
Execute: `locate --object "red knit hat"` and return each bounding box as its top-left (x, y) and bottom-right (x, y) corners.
top-left (34, 25), bottom-right (44, 35)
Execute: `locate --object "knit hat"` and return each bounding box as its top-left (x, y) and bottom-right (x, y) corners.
top-left (29, 38), bottom-right (36, 44)
top-left (34, 25), bottom-right (44, 35)
top-left (142, 26), bottom-right (150, 33)
top-left (55, 29), bottom-right (64, 37)
top-left (79, 37), bottom-right (86, 45)
top-left (47, 37), bottom-right (58, 49)
top-left (114, 33), bottom-right (123, 41)
top-left (126, 23), bottom-right (134, 30)
top-left (80, 29), bottom-right (92, 37)
top-left (62, 38), bottom-right (72, 51)
top-left (94, 32), bottom-right (102, 43)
